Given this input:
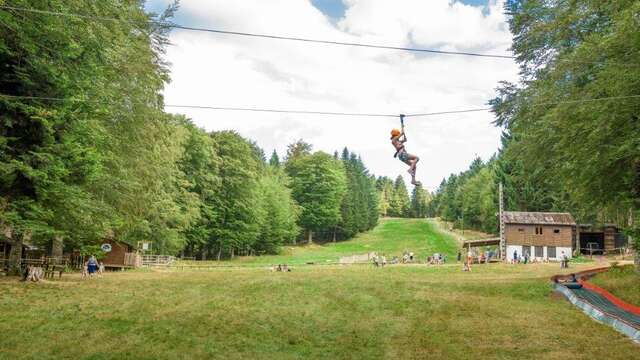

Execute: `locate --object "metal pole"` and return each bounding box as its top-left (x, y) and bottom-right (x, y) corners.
top-left (499, 182), bottom-right (505, 260)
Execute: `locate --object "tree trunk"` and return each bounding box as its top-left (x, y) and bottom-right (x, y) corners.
top-left (7, 230), bottom-right (22, 275)
top-left (52, 235), bottom-right (64, 259)
top-left (332, 228), bottom-right (336, 243)
top-left (308, 230), bottom-right (313, 244)
top-left (230, 247), bottom-right (235, 259)
top-left (217, 247), bottom-right (222, 261)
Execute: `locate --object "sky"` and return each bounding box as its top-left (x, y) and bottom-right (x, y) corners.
top-left (145, 0), bottom-right (519, 191)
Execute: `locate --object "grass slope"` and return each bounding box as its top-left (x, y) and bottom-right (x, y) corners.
top-left (224, 218), bottom-right (459, 265)
top-left (590, 265), bottom-right (640, 305)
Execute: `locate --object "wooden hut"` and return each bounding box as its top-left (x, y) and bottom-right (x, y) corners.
top-left (503, 211), bottom-right (576, 261)
top-left (100, 239), bottom-right (141, 269)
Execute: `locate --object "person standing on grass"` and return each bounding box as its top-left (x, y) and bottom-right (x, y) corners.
top-left (513, 250), bottom-right (518, 264)
top-left (457, 250), bottom-right (461, 263)
top-left (467, 250), bottom-right (473, 270)
top-left (87, 255), bottom-right (99, 278)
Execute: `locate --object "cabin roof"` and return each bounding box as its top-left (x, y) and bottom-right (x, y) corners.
top-left (503, 211), bottom-right (576, 226)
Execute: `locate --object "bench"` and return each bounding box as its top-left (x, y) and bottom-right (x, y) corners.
top-left (44, 264), bottom-right (65, 279)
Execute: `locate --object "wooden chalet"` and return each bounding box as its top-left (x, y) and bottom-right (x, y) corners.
top-left (503, 211), bottom-right (576, 260)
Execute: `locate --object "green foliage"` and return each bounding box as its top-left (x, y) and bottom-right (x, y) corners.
top-left (268, 149), bottom-right (280, 167)
top-left (336, 148), bottom-right (379, 239)
top-left (255, 166), bottom-right (300, 252)
top-left (436, 1), bottom-right (640, 247)
top-left (388, 176), bottom-right (410, 217)
top-left (410, 185), bottom-right (431, 219)
top-left (286, 151), bottom-right (347, 243)
top-left (79, 245), bottom-right (106, 260)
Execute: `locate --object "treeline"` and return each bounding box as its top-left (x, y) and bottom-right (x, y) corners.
top-left (0, 1), bottom-right (380, 264)
top-left (432, 0), bottom-right (640, 262)
top-left (377, 176), bottom-right (431, 218)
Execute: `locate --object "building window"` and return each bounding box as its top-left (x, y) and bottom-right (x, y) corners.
top-left (535, 226), bottom-right (543, 235)
top-left (518, 228), bottom-right (524, 232)
top-left (535, 227), bottom-right (538, 234)
top-left (547, 246), bottom-right (556, 258)
top-left (535, 246), bottom-right (543, 257)
top-left (554, 229), bottom-right (560, 234)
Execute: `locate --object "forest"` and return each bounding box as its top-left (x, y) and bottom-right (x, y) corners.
top-left (0, 1), bottom-right (431, 264)
top-left (431, 0), bottom-right (640, 262)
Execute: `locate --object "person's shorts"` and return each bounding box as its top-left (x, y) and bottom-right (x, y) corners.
top-left (88, 264), bottom-right (98, 274)
top-left (398, 150), bottom-right (409, 162)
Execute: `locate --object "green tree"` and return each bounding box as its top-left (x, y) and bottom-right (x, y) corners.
top-left (209, 131), bottom-right (261, 259)
top-left (287, 152), bottom-right (346, 243)
top-left (255, 167), bottom-right (300, 252)
top-left (410, 185), bottom-right (431, 218)
top-left (389, 176), bottom-right (410, 217)
top-left (268, 150), bottom-right (280, 167)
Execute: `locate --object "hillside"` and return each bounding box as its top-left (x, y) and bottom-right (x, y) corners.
top-left (214, 218), bottom-right (460, 266)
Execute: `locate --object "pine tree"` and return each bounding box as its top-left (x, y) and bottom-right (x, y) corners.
top-left (269, 150), bottom-right (280, 167)
top-left (390, 176), bottom-right (410, 217)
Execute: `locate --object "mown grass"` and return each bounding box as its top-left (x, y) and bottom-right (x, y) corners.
top-left (590, 264), bottom-right (640, 305)
top-left (1, 219), bottom-right (637, 359)
top-left (0, 263), bottom-right (637, 360)
top-left (196, 218), bottom-right (460, 266)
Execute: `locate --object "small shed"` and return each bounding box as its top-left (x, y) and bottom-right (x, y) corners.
top-left (503, 211), bottom-right (576, 260)
top-left (100, 239), bottom-right (141, 269)
top-left (578, 224), bottom-right (627, 254)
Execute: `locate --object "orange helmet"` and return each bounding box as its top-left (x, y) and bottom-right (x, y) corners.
top-left (390, 128), bottom-right (401, 138)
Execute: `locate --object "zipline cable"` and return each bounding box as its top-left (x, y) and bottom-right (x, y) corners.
top-left (0, 5), bottom-right (514, 59)
top-left (2, 6), bottom-right (638, 67)
top-left (1, 93), bottom-right (639, 119)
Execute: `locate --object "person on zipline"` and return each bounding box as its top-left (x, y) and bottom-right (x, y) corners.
top-left (391, 127), bottom-right (421, 186)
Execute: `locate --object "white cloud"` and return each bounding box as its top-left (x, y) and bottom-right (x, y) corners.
top-left (161, 0), bottom-right (518, 190)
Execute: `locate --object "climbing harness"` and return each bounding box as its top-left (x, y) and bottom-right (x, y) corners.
top-left (393, 114), bottom-right (407, 159)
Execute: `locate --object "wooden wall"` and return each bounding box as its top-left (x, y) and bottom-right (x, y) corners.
top-left (102, 239), bottom-right (132, 266)
top-left (505, 224), bottom-right (573, 247)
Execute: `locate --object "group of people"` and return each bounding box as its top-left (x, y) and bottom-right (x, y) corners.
top-left (511, 250), bottom-right (569, 268)
top-left (371, 251), bottom-right (449, 267)
top-left (372, 254), bottom-right (388, 267)
top-left (458, 248), bottom-right (494, 272)
top-left (82, 255), bottom-right (104, 278)
top-left (401, 252), bottom-right (415, 263)
top-left (426, 253), bottom-right (446, 265)
top-left (271, 264), bottom-right (292, 272)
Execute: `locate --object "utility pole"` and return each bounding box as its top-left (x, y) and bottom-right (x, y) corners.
top-left (499, 182), bottom-right (506, 260)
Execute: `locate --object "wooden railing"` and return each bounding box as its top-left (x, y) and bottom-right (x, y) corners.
top-left (124, 253), bottom-right (142, 267)
top-left (141, 255), bottom-right (175, 266)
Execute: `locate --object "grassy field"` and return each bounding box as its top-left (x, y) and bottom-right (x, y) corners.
top-left (1, 219), bottom-right (638, 359)
top-left (199, 218), bottom-right (460, 266)
top-left (590, 264), bottom-right (640, 305)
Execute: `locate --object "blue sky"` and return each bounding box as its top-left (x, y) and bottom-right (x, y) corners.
top-left (310, 0), bottom-right (490, 19)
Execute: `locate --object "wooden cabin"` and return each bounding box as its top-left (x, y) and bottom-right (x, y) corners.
top-left (503, 211), bottom-right (576, 260)
top-left (100, 239), bottom-right (141, 269)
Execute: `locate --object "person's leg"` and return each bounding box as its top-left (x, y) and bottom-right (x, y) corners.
top-left (404, 154), bottom-right (420, 184)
